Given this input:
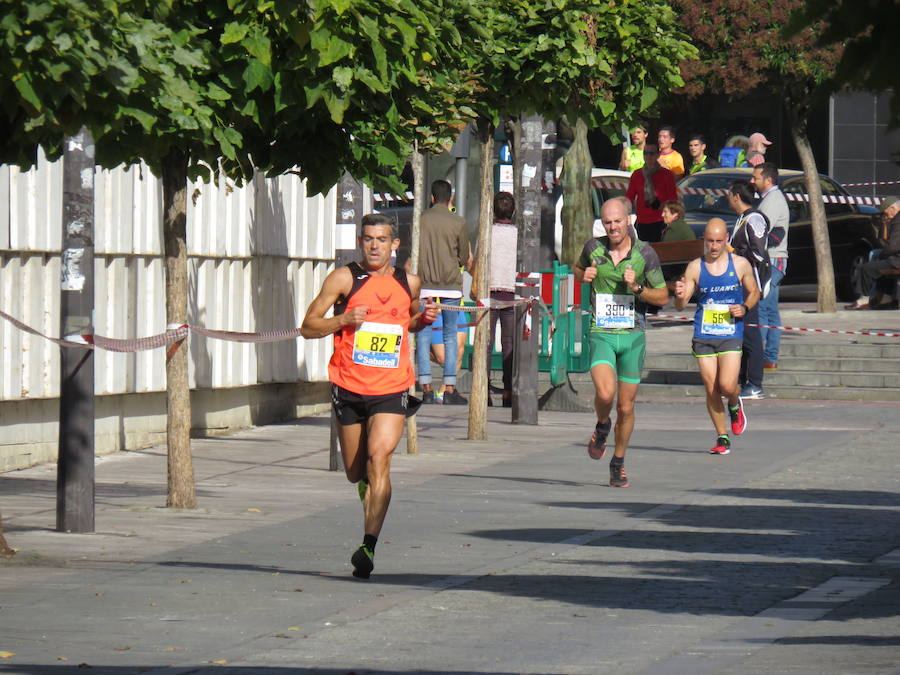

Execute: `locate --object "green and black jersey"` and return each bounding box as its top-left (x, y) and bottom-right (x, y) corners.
top-left (577, 236), bottom-right (666, 333)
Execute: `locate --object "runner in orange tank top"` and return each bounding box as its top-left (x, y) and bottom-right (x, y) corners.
top-left (301, 213), bottom-right (437, 579)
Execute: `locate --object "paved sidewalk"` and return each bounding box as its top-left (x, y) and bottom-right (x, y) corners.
top-left (2, 394), bottom-right (900, 674)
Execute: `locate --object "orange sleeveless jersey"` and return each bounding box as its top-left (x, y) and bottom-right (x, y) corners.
top-left (328, 265), bottom-right (414, 396)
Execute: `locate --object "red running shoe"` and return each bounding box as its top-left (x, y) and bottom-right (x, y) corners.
top-left (710, 435), bottom-right (731, 455)
top-left (587, 419), bottom-right (612, 460)
top-left (729, 398), bottom-right (747, 436)
top-left (609, 462), bottom-right (629, 488)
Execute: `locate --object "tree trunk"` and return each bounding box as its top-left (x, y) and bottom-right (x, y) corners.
top-left (560, 118), bottom-right (593, 269)
top-left (0, 509), bottom-right (14, 558)
top-left (162, 151), bottom-right (196, 508)
top-left (790, 118), bottom-right (836, 313)
top-left (467, 118), bottom-right (495, 441)
top-left (406, 146), bottom-right (426, 454)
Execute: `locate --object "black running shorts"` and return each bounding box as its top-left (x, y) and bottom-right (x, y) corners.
top-left (691, 337), bottom-right (743, 357)
top-left (331, 384), bottom-right (421, 425)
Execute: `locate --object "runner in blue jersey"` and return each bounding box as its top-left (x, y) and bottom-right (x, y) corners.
top-left (674, 219), bottom-right (760, 455)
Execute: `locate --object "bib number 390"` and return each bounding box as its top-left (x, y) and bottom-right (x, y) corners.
top-left (595, 293), bottom-right (635, 329)
top-left (352, 321), bottom-right (402, 368)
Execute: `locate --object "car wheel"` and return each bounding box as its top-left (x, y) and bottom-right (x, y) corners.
top-left (836, 248), bottom-right (869, 302)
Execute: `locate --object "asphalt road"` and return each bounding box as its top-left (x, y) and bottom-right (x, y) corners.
top-left (2, 398), bottom-right (900, 675)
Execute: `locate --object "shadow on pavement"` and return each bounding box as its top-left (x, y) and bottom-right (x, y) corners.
top-left (0, 668), bottom-right (523, 675)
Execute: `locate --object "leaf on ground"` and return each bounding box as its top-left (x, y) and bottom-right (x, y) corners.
top-left (288, 626), bottom-right (300, 631)
top-left (246, 508), bottom-right (262, 513)
top-left (0, 652), bottom-right (15, 659)
top-left (208, 659), bottom-right (228, 665)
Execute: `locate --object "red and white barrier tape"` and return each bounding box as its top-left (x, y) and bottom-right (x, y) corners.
top-left (373, 191), bottom-right (415, 203)
top-left (840, 180), bottom-right (900, 187)
top-left (1, 296), bottom-right (554, 352)
top-left (374, 179), bottom-right (896, 208)
top-left (649, 313), bottom-right (900, 338)
top-left (591, 179), bottom-right (888, 207)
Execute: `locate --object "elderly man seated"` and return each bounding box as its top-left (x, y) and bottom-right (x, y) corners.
top-left (846, 196), bottom-right (900, 310)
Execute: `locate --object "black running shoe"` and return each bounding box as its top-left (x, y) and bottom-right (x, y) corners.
top-left (421, 390), bottom-right (435, 404)
top-left (609, 462), bottom-right (629, 488)
top-left (351, 545), bottom-right (374, 579)
top-left (587, 419), bottom-right (612, 460)
top-left (442, 389), bottom-right (468, 405)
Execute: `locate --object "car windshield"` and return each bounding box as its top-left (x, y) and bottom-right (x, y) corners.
top-left (680, 174), bottom-right (739, 216)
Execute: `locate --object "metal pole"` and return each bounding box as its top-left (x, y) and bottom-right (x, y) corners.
top-left (56, 128), bottom-right (96, 533)
top-left (451, 126), bottom-right (472, 221)
top-left (329, 173), bottom-right (365, 471)
top-left (511, 116), bottom-right (551, 425)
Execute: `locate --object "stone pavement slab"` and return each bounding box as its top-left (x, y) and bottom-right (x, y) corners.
top-left (1, 396), bottom-right (900, 674)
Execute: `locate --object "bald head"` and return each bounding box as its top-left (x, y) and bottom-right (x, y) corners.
top-left (601, 197), bottom-right (628, 222)
top-left (703, 218), bottom-right (729, 260)
top-left (600, 197), bottom-right (631, 246)
top-left (705, 218), bottom-right (727, 239)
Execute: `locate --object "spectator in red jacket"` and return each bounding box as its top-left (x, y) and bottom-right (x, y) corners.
top-left (625, 144), bottom-right (678, 242)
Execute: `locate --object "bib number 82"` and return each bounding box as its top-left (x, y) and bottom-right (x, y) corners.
top-left (370, 336), bottom-right (390, 352)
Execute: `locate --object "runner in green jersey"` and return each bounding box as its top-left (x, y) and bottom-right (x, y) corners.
top-left (573, 199), bottom-right (668, 487)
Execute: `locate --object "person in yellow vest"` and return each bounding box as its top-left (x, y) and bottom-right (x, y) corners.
top-left (301, 213), bottom-right (438, 579)
top-left (618, 122), bottom-right (648, 172)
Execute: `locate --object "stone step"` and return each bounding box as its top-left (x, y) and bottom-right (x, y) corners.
top-left (750, 342), bottom-right (900, 359)
top-left (561, 365), bottom-right (900, 389)
top-left (644, 353), bottom-right (900, 374)
top-left (636, 383), bottom-right (900, 403)
top-left (645, 338), bottom-right (900, 360)
top-left (640, 368), bottom-right (900, 389)
top-left (534, 380), bottom-right (900, 413)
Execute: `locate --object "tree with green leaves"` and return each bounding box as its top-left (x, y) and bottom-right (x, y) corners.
top-left (672, 0), bottom-right (844, 312)
top-left (787, 1), bottom-right (898, 126)
top-left (455, 0), bottom-right (696, 437)
top-left (2, 0), bottom-right (481, 507)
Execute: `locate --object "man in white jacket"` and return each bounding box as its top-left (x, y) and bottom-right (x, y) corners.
top-left (752, 163), bottom-right (789, 372)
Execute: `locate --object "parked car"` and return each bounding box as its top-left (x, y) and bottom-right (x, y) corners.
top-left (678, 168), bottom-right (880, 301)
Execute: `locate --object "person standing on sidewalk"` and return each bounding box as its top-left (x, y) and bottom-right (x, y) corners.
top-left (471, 191), bottom-right (518, 406)
top-left (618, 122), bottom-right (648, 172)
top-left (687, 134), bottom-right (720, 174)
top-left (657, 125), bottom-right (685, 177)
top-left (301, 213), bottom-right (437, 579)
top-left (573, 199), bottom-right (668, 487)
top-left (417, 179), bottom-right (472, 405)
top-left (752, 163), bottom-right (790, 371)
top-left (625, 144), bottom-right (678, 243)
top-left (727, 180), bottom-right (771, 400)
top-left (675, 219), bottom-right (760, 455)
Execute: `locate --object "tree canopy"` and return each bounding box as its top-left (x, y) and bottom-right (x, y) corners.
top-left (787, 0), bottom-right (899, 125)
top-left (673, 0), bottom-right (840, 111)
top-left (1, 0), bottom-right (481, 192)
top-left (461, 0), bottom-right (695, 135)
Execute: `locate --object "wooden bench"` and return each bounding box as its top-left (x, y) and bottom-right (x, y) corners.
top-left (879, 268), bottom-right (900, 299)
top-left (650, 238), bottom-right (703, 265)
top-left (650, 239), bottom-right (704, 291)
